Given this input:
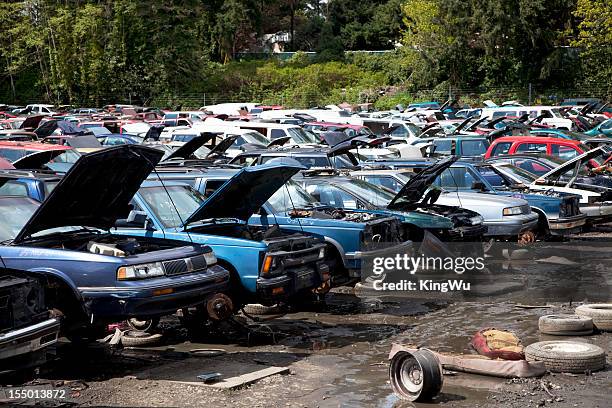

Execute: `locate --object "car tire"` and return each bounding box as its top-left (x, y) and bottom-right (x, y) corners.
top-left (525, 341), bottom-right (605, 373)
top-left (126, 317), bottom-right (159, 332)
top-left (242, 303), bottom-right (286, 316)
top-left (575, 304), bottom-right (612, 331)
top-left (538, 315), bottom-right (593, 335)
top-left (121, 330), bottom-right (163, 347)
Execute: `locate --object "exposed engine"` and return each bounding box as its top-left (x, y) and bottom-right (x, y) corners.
top-left (288, 207), bottom-right (381, 222)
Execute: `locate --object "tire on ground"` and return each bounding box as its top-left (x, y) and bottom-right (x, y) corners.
top-left (575, 304), bottom-right (612, 331)
top-left (538, 314), bottom-right (593, 335)
top-left (242, 303), bottom-right (286, 316)
top-left (525, 341), bottom-right (605, 373)
top-left (121, 330), bottom-right (163, 347)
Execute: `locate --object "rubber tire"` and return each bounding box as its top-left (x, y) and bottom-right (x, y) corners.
top-left (575, 304), bottom-right (612, 331)
top-left (126, 317), bottom-right (159, 332)
top-left (538, 315), bottom-right (593, 336)
top-left (121, 330), bottom-right (163, 347)
top-left (242, 303), bottom-right (285, 316)
top-left (525, 341), bottom-right (605, 373)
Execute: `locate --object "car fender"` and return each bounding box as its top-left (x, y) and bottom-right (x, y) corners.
top-left (529, 207), bottom-right (550, 229)
top-left (323, 236), bottom-right (348, 266)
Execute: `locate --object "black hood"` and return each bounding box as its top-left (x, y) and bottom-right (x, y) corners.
top-left (11, 150), bottom-right (67, 170)
top-left (14, 145), bottom-right (163, 242)
top-left (163, 133), bottom-right (218, 161)
top-left (387, 156), bottom-right (458, 209)
top-left (206, 135), bottom-right (239, 158)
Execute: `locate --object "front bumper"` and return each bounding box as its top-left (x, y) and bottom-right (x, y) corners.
top-left (256, 261), bottom-right (330, 301)
top-left (79, 264), bottom-right (230, 321)
top-left (345, 240), bottom-right (413, 277)
top-left (0, 317), bottom-right (60, 361)
top-left (548, 213), bottom-right (587, 235)
top-left (444, 224), bottom-right (488, 241)
top-left (484, 213), bottom-right (539, 238)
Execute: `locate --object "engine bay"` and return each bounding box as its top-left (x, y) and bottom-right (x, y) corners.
top-left (287, 207), bottom-right (381, 222)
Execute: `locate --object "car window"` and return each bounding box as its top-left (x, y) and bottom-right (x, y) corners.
top-left (390, 126), bottom-right (408, 137)
top-left (139, 185), bottom-right (204, 228)
top-left (491, 142), bottom-right (512, 156)
top-left (461, 140), bottom-right (489, 156)
top-left (474, 166), bottom-right (507, 188)
top-left (203, 179), bottom-right (226, 197)
top-left (0, 180), bottom-right (28, 197)
top-left (433, 139), bottom-right (453, 154)
top-left (551, 144), bottom-right (579, 160)
top-left (436, 167), bottom-right (481, 190)
top-left (363, 176), bottom-right (403, 193)
top-left (0, 197), bottom-right (38, 241)
top-left (307, 184), bottom-right (358, 208)
top-left (270, 129), bottom-right (286, 139)
top-left (293, 156), bottom-right (331, 168)
top-left (515, 143), bottom-right (547, 154)
top-left (513, 159), bottom-right (551, 176)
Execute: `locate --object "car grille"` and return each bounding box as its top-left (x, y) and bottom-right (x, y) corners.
top-left (162, 254), bottom-right (207, 276)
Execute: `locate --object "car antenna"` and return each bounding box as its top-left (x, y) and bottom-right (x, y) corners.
top-left (142, 154), bottom-right (195, 244)
top-left (284, 183), bottom-right (305, 233)
top-left (445, 159), bottom-right (464, 210)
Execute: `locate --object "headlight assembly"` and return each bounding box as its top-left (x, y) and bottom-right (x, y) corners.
top-left (203, 251), bottom-right (217, 266)
top-left (470, 215), bottom-right (484, 225)
top-left (117, 262), bottom-right (165, 280)
top-left (503, 206), bottom-right (523, 216)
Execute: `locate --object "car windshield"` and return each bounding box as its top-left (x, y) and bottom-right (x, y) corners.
top-left (337, 178), bottom-right (395, 207)
top-left (497, 164), bottom-right (538, 184)
top-left (88, 127), bottom-right (111, 136)
top-left (139, 185), bottom-right (205, 228)
top-left (288, 127), bottom-right (318, 144)
top-left (0, 197), bottom-right (38, 242)
top-left (239, 131), bottom-right (269, 145)
top-left (267, 181), bottom-right (320, 213)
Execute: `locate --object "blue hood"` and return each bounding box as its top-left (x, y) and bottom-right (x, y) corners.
top-left (184, 159), bottom-right (306, 224)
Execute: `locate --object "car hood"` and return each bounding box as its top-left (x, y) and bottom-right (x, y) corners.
top-left (184, 159), bottom-right (306, 224)
top-left (163, 133), bottom-right (218, 161)
top-left (387, 156), bottom-right (458, 208)
top-left (13, 145), bottom-right (163, 243)
top-left (438, 191), bottom-right (528, 208)
top-left (537, 147), bottom-right (605, 182)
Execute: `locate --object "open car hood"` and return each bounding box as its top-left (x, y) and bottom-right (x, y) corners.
top-left (11, 150), bottom-right (67, 170)
top-left (387, 156), bottom-right (458, 208)
top-left (163, 133), bottom-right (218, 161)
top-left (205, 135), bottom-right (239, 158)
top-left (537, 147), bottom-right (605, 182)
top-left (13, 145), bottom-right (163, 243)
top-left (183, 159), bottom-right (305, 224)
top-left (19, 115), bottom-right (45, 130)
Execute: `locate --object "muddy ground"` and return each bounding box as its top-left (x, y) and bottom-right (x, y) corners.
top-left (1, 239), bottom-right (611, 408)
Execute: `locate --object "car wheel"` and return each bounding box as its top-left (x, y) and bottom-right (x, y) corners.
top-left (575, 304), bottom-right (612, 331)
top-left (126, 317), bottom-right (159, 332)
top-left (538, 315), bottom-right (593, 335)
top-left (525, 341), bottom-right (605, 373)
top-left (121, 330), bottom-right (163, 347)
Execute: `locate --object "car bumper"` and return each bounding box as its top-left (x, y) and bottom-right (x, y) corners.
top-left (79, 265), bottom-right (230, 320)
top-left (0, 317), bottom-right (60, 361)
top-left (256, 261), bottom-right (330, 301)
top-left (345, 241), bottom-right (413, 277)
top-left (484, 213), bottom-right (539, 238)
top-left (548, 214), bottom-right (587, 235)
top-left (580, 203), bottom-right (612, 223)
top-left (444, 224), bottom-right (488, 241)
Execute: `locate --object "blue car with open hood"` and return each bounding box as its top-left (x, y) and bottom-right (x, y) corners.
top-left (0, 145), bottom-right (232, 338)
top-left (113, 160), bottom-right (330, 306)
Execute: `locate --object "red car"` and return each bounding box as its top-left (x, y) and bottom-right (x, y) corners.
top-left (485, 136), bottom-right (590, 161)
top-left (0, 141), bottom-right (79, 171)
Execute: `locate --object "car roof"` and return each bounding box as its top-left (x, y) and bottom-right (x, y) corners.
top-left (0, 141), bottom-right (72, 151)
top-left (491, 136), bottom-right (582, 145)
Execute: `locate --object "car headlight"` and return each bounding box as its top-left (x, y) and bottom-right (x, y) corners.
top-left (470, 215), bottom-right (484, 225)
top-left (503, 206), bottom-right (523, 216)
top-left (319, 247), bottom-right (326, 259)
top-left (117, 262), bottom-right (165, 280)
top-left (261, 255), bottom-right (278, 275)
top-left (204, 251), bottom-right (217, 266)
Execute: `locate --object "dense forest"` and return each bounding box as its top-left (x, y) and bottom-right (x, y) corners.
top-left (0, 0), bottom-right (610, 108)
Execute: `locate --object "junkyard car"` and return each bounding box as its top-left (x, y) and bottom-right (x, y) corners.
top-left (0, 145), bottom-right (232, 338)
top-left (115, 161), bottom-right (330, 305)
top-left (0, 267), bottom-right (60, 372)
top-left (489, 148), bottom-right (612, 223)
top-left (149, 165), bottom-right (410, 284)
top-left (352, 158), bottom-right (539, 241)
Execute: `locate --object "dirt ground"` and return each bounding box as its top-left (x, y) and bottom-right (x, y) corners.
top-left (1, 239), bottom-right (611, 408)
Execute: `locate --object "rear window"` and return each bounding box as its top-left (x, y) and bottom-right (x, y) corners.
top-left (461, 140), bottom-right (489, 156)
top-left (433, 139), bottom-right (453, 154)
top-left (0, 180), bottom-right (28, 197)
top-left (515, 143), bottom-right (547, 154)
top-left (490, 142), bottom-right (512, 156)
top-left (551, 144), bottom-right (579, 160)
top-left (270, 129), bottom-right (286, 139)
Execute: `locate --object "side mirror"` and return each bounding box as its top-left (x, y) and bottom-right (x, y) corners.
top-left (471, 181), bottom-right (487, 191)
top-left (115, 210), bottom-right (151, 229)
